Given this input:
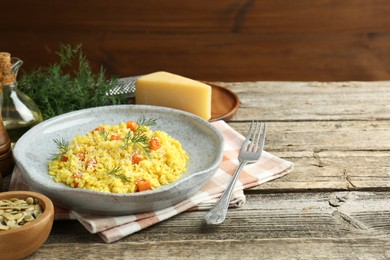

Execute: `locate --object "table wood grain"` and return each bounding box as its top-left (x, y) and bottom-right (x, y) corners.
top-left (3, 81), bottom-right (390, 259)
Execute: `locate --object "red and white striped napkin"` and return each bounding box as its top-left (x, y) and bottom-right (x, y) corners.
top-left (10, 120), bottom-right (293, 243)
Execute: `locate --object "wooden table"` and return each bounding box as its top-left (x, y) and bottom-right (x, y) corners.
top-left (3, 81), bottom-right (390, 259)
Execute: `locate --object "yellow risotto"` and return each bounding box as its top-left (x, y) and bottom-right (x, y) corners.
top-left (48, 118), bottom-right (189, 193)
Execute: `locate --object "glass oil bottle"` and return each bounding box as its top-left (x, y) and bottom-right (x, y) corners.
top-left (0, 52), bottom-right (15, 177)
top-left (0, 55), bottom-right (42, 143)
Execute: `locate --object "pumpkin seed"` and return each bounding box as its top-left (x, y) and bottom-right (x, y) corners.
top-left (2, 213), bottom-right (14, 221)
top-left (24, 214), bottom-right (35, 222)
top-left (26, 197), bottom-right (34, 205)
top-left (0, 224), bottom-right (9, 230)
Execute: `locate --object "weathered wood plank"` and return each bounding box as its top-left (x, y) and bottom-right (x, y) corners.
top-left (219, 82), bottom-right (390, 190)
top-left (258, 151), bottom-right (390, 191)
top-left (229, 120), bottom-right (390, 151)
top-left (29, 191), bottom-right (390, 259)
top-left (44, 192), bottom-right (390, 243)
top-left (132, 192), bottom-right (390, 241)
top-left (222, 120), bottom-right (390, 191)
top-left (29, 237), bottom-right (390, 260)
top-left (223, 81), bottom-right (390, 121)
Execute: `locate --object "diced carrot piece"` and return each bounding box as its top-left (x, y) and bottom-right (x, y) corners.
top-left (131, 153), bottom-right (143, 164)
top-left (72, 172), bottom-right (82, 188)
top-left (126, 121), bottom-right (138, 131)
top-left (94, 125), bottom-right (105, 131)
top-left (136, 179), bottom-right (152, 192)
top-left (149, 137), bottom-right (161, 150)
top-left (110, 134), bottom-right (122, 141)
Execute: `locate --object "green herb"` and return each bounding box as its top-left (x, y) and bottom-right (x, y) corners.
top-left (98, 130), bottom-right (109, 141)
top-left (18, 44), bottom-right (127, 120)
top-left (121, 131), bottom-right (133, 150)
top-left (106, 167), bottom-right (130, 182)
top-left (133, 132), bottom-right (151, 158)
top-left (121, 130), bottom-right (151, 157)
top-left (136, 116), bottom-right (157, 128)
top-left (50, 138), bottom-right (69, 160)
top-left (121, 117), bottom-right (156, 157)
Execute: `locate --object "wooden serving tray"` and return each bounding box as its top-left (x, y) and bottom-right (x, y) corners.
top-left (207, 82), bottom-right (240, 122)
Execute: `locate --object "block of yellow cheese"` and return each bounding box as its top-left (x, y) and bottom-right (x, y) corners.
top-left (135, 71), bottom-right (212, 120)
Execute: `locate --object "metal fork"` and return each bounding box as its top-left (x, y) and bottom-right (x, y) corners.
top-left (204, 121), bottom-right (267, 225)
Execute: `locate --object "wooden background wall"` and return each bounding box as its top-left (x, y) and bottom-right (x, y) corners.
top-left (2, 0), bottom-right (390, 82)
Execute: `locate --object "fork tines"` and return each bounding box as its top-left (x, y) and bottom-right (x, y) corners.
top-left (243, 121), bottom-right (266, 153)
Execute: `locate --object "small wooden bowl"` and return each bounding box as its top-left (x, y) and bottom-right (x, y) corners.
top-left (0, 191), bottom-right (54, 259)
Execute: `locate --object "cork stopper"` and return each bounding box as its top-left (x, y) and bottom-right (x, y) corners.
top-left (0, 53), bottom-right (14, 85)
top-left (0, 52), bottom-right (11, 70)
top-left (0, 52), bottom-right (10, 61)
top-left (0, 52), bottom-right (10, 58)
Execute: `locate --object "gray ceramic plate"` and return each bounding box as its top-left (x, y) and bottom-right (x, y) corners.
top-left (13, 105), bottom-right (224, 215)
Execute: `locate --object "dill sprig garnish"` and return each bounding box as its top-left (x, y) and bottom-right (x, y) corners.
top-left (131, 131), bottom-right (149, 146)
top-left (98, 130), bottom-right (109, 141)
top-left (121, 130), bottom-right (151, 158)
top-left (121, 131), bottom-right (133, 150)
top-left (106, 167), bottom-right (130, 182)
top-left (120, 117), bottom-right (157, 157)
top-left (18, 44), bottom-right (127, 120)
top-left (50, 138), bottom-right (69, 160)
top-left (136, 116), bottom-right (157, 128)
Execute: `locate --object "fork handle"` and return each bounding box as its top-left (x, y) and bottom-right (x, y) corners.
top-left (204, 160), bottom-right (248, 225)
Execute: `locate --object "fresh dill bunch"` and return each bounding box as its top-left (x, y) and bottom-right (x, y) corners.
top-left (18, 44), bottom-right (128, 120)
top-left (50, 139), bottom-right (69, 160)
top-left (106, 167), bottom-right (130, 182)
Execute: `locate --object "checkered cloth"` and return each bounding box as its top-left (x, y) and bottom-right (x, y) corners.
top-left (10, 120), bottom-right (293, 243)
